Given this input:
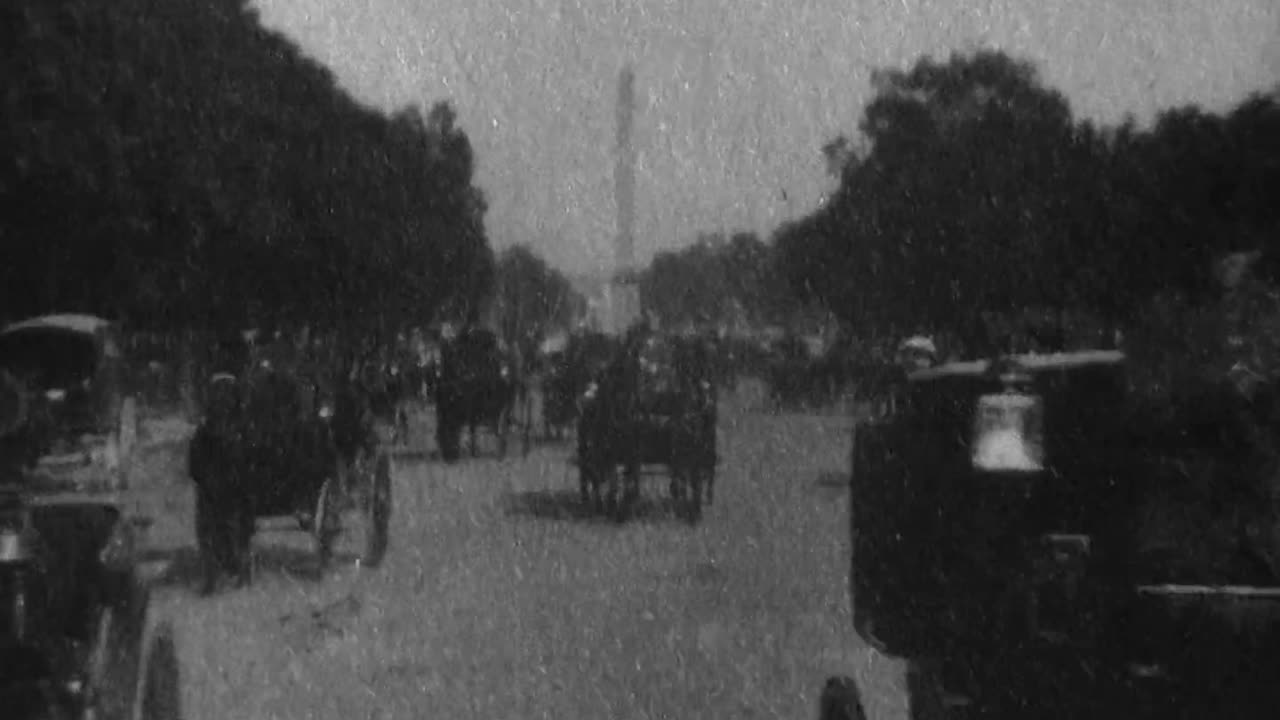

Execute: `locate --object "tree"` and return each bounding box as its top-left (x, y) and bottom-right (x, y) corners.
top-left (0, 0), bottom-right (496, 344)
top-left (491, 245), bottom-right (583, 347)
top-left (636, 230), bottom-right (798, 332)
top-left (775, 48), bottom-right (1280, 349)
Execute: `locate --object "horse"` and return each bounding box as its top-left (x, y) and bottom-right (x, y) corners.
top-left (433, 327), bottom-right (520, 461)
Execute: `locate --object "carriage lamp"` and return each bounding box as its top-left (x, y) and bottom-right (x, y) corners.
top-left (0, 525), bottom-right (39, 564)
top-left (318, 403), bottom-right (335, 420)
top-left (971, 391), bottom-right (1045, 473)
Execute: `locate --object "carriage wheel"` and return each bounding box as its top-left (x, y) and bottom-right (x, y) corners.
top-left (604, 464), bottom-right (623, 522)
top-left (612, 462), bottom-right (639, 523)
top-left (577, 459), bottom-right (593, 510)
top-left (495, 405), bottom-right (510, 459)
top-left (113, 396), bottom-right (140, 491)
top-left (685, 469), bottom-right (704, 524)
top-left (358, 451), bottom-right (393, 569)
top-left (669, 461), bottom-right (702, 524)
top-left (520, 394), bottom-right (533, 458)
top-left (669, 472), bottom-right (685, 502)
top-left (194, 490), bottom-right (221, 596)
top-left (87, 605), bottom-right (141, 720)
top-left (139, 621), bottom-right (183, 720)
top-left (313, 470), bottom-right (342, 569)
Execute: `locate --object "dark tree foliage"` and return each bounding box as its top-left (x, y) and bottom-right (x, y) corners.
top-left (636, 231), bottom-right (800, 332)
top-left (0, 0), bottom-right (493, 342)
top-left (491, 244), bottom-right (584, 347)
top-left (774, 49), bottom-right (1280, 346)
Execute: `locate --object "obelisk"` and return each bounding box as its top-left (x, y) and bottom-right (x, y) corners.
top-left (610, 64), bottom-right (640, 334)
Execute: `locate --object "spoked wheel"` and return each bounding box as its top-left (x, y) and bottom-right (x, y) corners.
top-left (520, 392), bottom-right (534, 458)
top-left (139, 621), bottom-right (182, 720)
top-left (577, 458), bottom-right (594, 510)
top-left (394, 404), bottom-right (411, 448)
top-left (322, 451), bottom-right (393, 569)
top-left (88, 576), bottom-right (151, 720)
top-left (686, 469), bottom-right (705, 524)
top-left (612, 461), bottom-right (640, 524)
top-left (520, 415), bottom-right (532, 457)
top-left (111, 396), bottom-right (140, 491)
top-left (357, 451), bottom-right (392, 569)
top-left (669, 465), bottom-right (703, 524)
top-left (576, 427), bottom-right (596, 510)
top-left (596, 463), bottom-right (618, 521)
top-left (86, 609), bottom-right (131, 720)
top-left (313, 467), bottom-right (343, 570)
top-left (495, 407), bottom-right (510, 459)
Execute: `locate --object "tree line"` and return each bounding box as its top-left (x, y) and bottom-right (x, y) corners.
top-left (634, 230), bottom-right (821, 335)
top-left (8, 0), bottom-right (1275, 366)
top-left (631, 49), bottom-right (1280, 357)
top-left (770, 50), bottom-right (1280, 355)
top-left (1, 0), bottom-right (499, 344)
top-left (491, 245), bottom-right (585, 350)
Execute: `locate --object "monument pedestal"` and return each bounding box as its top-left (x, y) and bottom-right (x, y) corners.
top-left (598, 280), bottom-right (640, 336)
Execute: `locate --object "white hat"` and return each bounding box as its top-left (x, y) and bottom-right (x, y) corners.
top-left (899, 336), bottom-right (937, 356)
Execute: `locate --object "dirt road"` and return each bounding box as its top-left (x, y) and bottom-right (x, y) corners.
top-left (138, 400), bottom-right (909, 719)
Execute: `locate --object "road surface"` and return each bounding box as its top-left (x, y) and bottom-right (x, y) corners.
top-left (136, 393), bottom-right (910, 719)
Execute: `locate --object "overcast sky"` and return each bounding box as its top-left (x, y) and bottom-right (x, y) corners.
top-left (251, 0), bottom-right (1279, 276)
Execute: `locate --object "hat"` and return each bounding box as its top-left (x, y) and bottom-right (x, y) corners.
top-left (899, 336), bottom-right (937, 356)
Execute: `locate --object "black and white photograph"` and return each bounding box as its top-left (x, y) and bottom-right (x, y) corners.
top-left (1, 0), bottom-right (1278, 717)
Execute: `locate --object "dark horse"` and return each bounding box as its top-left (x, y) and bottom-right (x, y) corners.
top-left (433, 327), bottom-right (521, 462)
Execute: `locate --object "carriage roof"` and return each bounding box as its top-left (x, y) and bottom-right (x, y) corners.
top-left (906, 350), bottom-right (1125, 382)
top-left (1, 314), bottom-right (115, 336)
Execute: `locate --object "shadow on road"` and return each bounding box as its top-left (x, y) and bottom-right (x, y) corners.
top-left (502, 488), bottom-right (689, 525)
top-left (389, 447), bottom-right (437, 461)
top-left (142, 621), bottom-right (185, 720)
top-left (141, 542), bottom-right (358, 594)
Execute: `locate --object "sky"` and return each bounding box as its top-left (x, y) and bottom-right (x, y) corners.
top-left (250, 0), bottom-right (1280, 277)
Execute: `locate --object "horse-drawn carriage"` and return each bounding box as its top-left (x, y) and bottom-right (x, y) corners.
top-left (576, 327), bottom-right (718, 523)
top-left (189, 337), bottom-right (391, 594)
top-left (822, 348), bottom-right (1280, 719)
top-left (432, 326), bottom-right (528, 462)
top-left (541, 330), bottom-right (617, 441)
top-left (0, 314), bottom-right (176, 719)
top-left (0, 315), bottom-right (140, 493)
